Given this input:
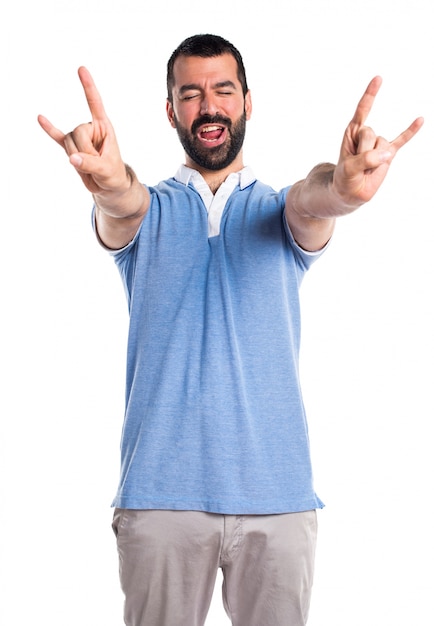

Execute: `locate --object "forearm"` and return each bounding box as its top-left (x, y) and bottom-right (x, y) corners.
top-left (285, 162), bottom-right (363, 252)
top-left (288, 162), bottom-right (364, 218)
top-left (94, 164), bottom-right (150, 250)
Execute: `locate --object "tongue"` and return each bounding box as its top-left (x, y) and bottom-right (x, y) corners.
top-left (201, 128), bottom-right (223, 140)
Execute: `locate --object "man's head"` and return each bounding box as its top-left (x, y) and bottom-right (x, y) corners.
top-left (166, 34), bottom-right (251, 173)
top-left (166, 34), bottom-right (249, 104)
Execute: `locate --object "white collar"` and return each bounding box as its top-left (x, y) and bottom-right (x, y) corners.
top-left (173, 164), bottom-right (256, 237)
top-left (174, 164), bottom-right (256, 191)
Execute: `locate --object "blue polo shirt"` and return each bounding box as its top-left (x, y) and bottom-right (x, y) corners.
top-left (106, 167), bottom-right (326, 514)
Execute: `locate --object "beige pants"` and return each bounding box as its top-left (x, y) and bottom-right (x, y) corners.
top-left (112, 509), bottom-right (317, 626)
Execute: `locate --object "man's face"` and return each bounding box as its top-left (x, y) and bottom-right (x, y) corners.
top-left (167, 53), bottom-right (252, 172)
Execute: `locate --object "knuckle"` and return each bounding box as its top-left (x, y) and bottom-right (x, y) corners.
top-left (358, 125), bottom-right (375, 140)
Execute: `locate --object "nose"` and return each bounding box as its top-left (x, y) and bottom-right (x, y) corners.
top-left (200, 93), bottom-right (219, 116)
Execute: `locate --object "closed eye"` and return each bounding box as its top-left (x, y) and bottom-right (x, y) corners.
top-left (178, 83), bottom-right (202, 100)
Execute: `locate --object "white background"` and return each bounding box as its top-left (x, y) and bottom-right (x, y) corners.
top-left (2, 0), bottom-right (433, 624)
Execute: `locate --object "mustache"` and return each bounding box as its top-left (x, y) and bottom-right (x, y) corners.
top-left (191, 114), bottom-right (232, 135)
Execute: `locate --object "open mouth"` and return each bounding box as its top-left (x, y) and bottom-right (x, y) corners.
top-left (198, 124), bottom-right (226, 143)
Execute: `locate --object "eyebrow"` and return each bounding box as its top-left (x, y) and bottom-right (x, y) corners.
top-left (178, 80), bottom-right (238, 95)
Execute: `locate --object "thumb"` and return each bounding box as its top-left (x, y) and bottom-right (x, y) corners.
top-left (70, 154), bottom-right (83, 167)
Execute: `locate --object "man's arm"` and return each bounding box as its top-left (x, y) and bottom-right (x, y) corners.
top-left (285, 76), bottom-right (424, 252)
top-left (38, 66), bottom-right (149, 250)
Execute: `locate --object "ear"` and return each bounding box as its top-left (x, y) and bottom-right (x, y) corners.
top-left (244, 90), bottom-right (252, 121)
top-left (166, 100), bottom-right (176, 128)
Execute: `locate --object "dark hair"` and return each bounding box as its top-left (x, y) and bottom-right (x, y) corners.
top-left (166, 34), bottom-right (248, 103)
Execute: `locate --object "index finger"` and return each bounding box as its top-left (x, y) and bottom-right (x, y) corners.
top-left (351, 75), bottom-right (383, 127)
top-left (77, 66), bottom-right (108, 122)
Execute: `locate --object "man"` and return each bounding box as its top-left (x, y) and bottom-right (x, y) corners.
top-left (38, 34), bottom-right (423, 626)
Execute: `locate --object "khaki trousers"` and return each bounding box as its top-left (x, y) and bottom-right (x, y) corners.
top-left (112, 509), bottom-right (317, 626)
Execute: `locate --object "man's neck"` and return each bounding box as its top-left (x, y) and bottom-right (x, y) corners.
top-left (205, 173), bottom-right (232, 195)
top-left (185, 155), bottom-right (244, 195)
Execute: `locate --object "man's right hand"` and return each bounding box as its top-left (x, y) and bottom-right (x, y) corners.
top-left (38, 66), bottom-right (131, 196)
top-left (39, 67), bottom-right (149, 249)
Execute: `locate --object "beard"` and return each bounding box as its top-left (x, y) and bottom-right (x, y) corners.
top-left (173, 111), bottom-right (247, 172)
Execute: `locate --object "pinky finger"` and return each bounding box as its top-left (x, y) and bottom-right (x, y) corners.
top-left (37, 114), bottom-right (66, 147)
top-left (392, 116), bottom-right (424, 151)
